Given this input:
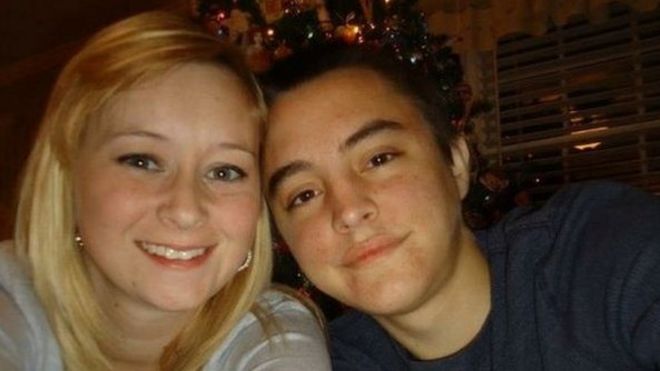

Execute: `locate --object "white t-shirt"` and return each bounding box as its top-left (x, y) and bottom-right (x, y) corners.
top-left (0, 242), bottom-right (331, 370)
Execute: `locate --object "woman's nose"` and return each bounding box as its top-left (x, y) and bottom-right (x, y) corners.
top-left (157, 173), bottom-right (207, 230)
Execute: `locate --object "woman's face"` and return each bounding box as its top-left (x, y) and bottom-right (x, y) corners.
top-left (73, 63), bottom-right (262, 315)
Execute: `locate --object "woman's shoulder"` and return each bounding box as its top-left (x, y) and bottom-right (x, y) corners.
top-left (0, 240), bottom-right (63, 370)
top-left (204, 286), bottom-right (331, 370)
top-left (0, 240), bottom-right (16, 265)
top-left (0, 240), bottom-right (24, 289)
top-left (236, 286), bottom-right (326, 340)
top-left (0, 240), bottom-right (31, 304)
top-left (257, 286), bottom-right (324, 319)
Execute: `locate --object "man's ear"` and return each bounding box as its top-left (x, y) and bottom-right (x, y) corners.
top-left (450, 136), bottom-right (471, 200)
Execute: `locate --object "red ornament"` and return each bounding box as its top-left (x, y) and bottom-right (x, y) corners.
top-left (273, 43), bottom-right (293, 60)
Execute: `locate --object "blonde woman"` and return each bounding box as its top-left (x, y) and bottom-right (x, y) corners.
top-left (0, 11), bottom-right (330, 371)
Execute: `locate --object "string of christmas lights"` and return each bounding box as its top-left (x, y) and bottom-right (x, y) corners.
top-left (193, 0), bottom-right (466, 121)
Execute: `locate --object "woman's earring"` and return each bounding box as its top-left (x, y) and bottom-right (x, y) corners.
top-left (74, 234), bottom-right (85, 248)
top-left (238, 250), bottom-right (252, 272)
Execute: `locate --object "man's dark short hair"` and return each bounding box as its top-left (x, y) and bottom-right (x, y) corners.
top-left (261, 43), bottom-right (458, 162)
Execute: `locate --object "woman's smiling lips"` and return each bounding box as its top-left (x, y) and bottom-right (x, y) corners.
top-left (137, 241), bottom-right (215, 268)
top-left (342, 233), bottom-right (410, 268)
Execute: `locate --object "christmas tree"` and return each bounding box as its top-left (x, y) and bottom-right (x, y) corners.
top-left (194, 0), bottom-right (466, 120)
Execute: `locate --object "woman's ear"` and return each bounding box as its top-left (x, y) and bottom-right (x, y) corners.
top-left (450, 136), bottom-right (471, 200)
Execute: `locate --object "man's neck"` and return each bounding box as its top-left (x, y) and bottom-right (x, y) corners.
top-left (374, 228), bottom-right (491, 360)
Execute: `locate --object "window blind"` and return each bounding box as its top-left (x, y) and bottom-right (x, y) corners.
top-left (495, 4), bottom-right (660, 200)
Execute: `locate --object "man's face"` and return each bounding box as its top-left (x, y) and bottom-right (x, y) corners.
top-left (264, 68), bottom-right (470, 316)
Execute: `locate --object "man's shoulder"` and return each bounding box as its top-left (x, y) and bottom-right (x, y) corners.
top-left (539, 180), bottom-right (659, 245)
top-left (482, 181), bottom-right (660, 311)
top-left (329, 311), bottom-right (406, 371)
top-left (489, 180), bottom-right (660, 268)
top-left (543, 180), bottom-right (654, 214)
top-left (489, 181), bottom-right (656, 243)
top-left (523, 182), bottom-right (660, 368)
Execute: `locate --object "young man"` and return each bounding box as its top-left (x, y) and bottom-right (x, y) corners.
top-left (262, 45), bottom-right (660, 370)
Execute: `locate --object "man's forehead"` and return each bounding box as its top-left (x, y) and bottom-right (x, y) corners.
top-left (274, 67), bottom-right (386, 103)
top-left (269, 69), bottom-right (398, 125)
top-left (267, 72), bottom-right (428, 150)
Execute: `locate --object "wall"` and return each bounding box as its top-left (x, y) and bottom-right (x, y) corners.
top-left (0, 0), bottom-right (184, 238)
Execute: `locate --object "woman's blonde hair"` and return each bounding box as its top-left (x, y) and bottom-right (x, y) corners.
top-left (13, 11), bottom-right (272, 370)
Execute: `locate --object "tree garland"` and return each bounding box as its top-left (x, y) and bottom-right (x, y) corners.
top-left (194, 0), bottom-right (466, 121)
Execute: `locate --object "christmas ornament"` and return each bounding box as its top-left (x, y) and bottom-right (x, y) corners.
top-left (260, 0), bottom-right (284, 23)
top-left (245, 31), bottom-right (273, 72)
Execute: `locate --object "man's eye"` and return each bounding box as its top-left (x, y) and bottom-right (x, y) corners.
top-left (117, 154), bottom-right (161, 171)
top-left (288, 189), bottom-right (318, 210)
top-left (368, 152), bottom-right (397, 168)
top-left (208, 165), bottom-right (246, 182)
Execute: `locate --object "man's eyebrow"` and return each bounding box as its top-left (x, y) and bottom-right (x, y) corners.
top-left (341, 119), bottom-right (404, 152)
top-left (267, 160), bottom-right (311, 198)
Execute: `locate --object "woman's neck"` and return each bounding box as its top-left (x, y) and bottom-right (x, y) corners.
top-left (94, 286), bottom-right (194, 369)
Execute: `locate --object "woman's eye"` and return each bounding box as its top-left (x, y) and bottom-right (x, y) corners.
top-left (287, 189), bottom-right (318, 210)
top-left (117, 154), bottom-right (160, 171)
top-left (368, 152), bottom-right (397, 168)
top-left (208, 165), bottom-right (246, 182)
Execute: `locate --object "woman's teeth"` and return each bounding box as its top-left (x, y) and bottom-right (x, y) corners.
top-left (140, 242), bottom-right (206, 261)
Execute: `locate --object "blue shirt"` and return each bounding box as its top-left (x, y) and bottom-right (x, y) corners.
top-left (330, 181), bottom-right (660, 370)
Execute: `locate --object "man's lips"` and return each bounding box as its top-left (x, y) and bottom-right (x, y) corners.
top-left (342, 233), bottom-right (410, 268)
